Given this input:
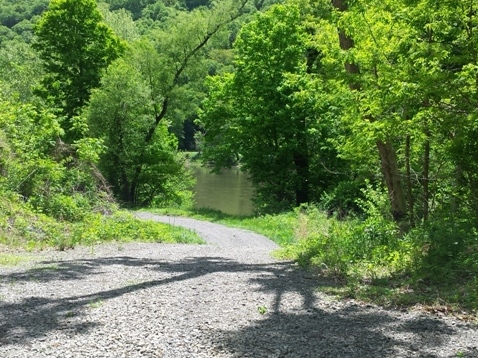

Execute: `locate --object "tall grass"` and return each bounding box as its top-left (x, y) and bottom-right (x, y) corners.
top-left (0, 194), bottom-right (203, 252)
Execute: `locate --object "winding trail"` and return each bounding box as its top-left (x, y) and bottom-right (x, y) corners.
top-left (135, 213), bottom-right (278, 250)
top-left (0, 213), bottom-right (477, 357)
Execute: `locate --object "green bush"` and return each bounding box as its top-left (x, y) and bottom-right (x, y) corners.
top-left (278, 195), bottom-right (415, 279)
top-left (406, 208), bottom-right (478, 276)
top-left (319, 180), bottom-right (365, 217)
top-left (0, 193), bottom-right (71, 250)
top-left (1, 200), bottom-right (203, 251)
top-left (273, 202), bottom-right (476, 313)
top-left (0, 98), bottom-right (114, 223)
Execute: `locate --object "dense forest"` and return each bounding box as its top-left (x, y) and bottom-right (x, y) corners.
top-left (1, 0), bottom-right (477, 313)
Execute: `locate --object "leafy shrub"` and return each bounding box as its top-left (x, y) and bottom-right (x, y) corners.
top-left (319, 180), bottom-right (365, 218)
top-left (0, 98), bottom-right (117, 223)
top-left (1, 194), bottom-right (203, 251)
top-left (0, 192), bottom-right (72, 250)
top-left (407, 208), bottom-right (478, 275)
top-left (278, 187), bottom-right (415, 278)
top-left (42, 193), bottom-right (90, 221)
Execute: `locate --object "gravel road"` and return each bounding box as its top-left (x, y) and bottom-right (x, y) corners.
top-left (1, 213), bottom-right (477, 357)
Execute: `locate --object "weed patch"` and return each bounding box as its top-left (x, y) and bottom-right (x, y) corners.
top-left (1, 194), bottom-right (203, 251)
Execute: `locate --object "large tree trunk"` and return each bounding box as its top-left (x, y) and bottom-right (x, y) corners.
top-left (376, 141), bottom-right (407, 222)
top-left (331, 0), bottom-right (408, 226)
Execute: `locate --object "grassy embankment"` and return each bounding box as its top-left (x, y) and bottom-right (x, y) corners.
top-left (0, 192), bottom-right (204, 262)
top-left (149, 206), bottom-right (478, 322)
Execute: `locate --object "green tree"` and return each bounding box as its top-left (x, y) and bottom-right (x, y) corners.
top-left (199, 3), bottom-right (348, 212)
top-left (87, 0), bottom-right (253, 206)
top-left (98, 4), bottom-right (139, 42)
top-left (0, 40), bottom-right (42, 102)
top-left (33, 0), bottom-right (124, 141)
top-left (0, 0), bottom-right (48, 28)
top-left (330, 0), bottom-right (411, 227)
top-left (87, 0), bottom-right (249, 206)
top-left (328, 0), bottom-right (478, 228)
top-left (399, 0), bottom-right (478, 224)
top-left (107, 0), bottom-right (156, 20)
top-left (0, 94), bottom-right (109, 221)
top-left (85, 48), bottom-right (193, 206)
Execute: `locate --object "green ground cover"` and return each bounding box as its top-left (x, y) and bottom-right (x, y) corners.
top-left (0, 196), bottom-right (204, 253)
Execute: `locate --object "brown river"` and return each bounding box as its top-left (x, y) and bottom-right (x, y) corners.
top-left (188, 163), bottom-right (254, 216)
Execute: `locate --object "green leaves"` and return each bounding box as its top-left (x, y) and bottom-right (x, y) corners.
top-left (34, 0), bottom-right (124, 141)
top-left (0, 96), bottom-right (111, 222)
top-left (85, 44), bottom-right (193, 206)
top-left (0, 41), bottom-right (42, 102)
top-left (199, 3), bottom-right (349, 212)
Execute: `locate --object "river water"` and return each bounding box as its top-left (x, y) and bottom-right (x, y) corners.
top-left (188, 163), bottom-right (254, 216)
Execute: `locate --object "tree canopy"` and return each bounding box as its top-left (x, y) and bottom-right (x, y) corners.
top-left (34, 0), bottom-right (124, 141)
top-left (198, 3), bottom-right (349, 212)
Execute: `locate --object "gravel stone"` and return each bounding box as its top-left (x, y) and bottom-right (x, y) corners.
top-left (0, 213), bottom-right (477, 357)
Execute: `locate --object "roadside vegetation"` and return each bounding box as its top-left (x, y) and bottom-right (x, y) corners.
top-left (0, 194), bottom-right (202, 252)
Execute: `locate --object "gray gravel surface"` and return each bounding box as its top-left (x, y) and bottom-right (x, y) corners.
top-left (0, 213), bottom-right (477, 358)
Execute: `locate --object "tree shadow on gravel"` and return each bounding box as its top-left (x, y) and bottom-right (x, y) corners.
top-left (207, 311), bottom-right (470, 358)
top-left (171, 258), bottom-right (473, 357)
top-left (0, 255), bottom-right (474, 357)
top-left (0, 256), bottom-right (161, 284)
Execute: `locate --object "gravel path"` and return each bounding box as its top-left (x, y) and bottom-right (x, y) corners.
top-left (0, 213), bottom-right (477, 358)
